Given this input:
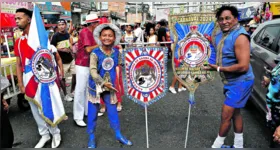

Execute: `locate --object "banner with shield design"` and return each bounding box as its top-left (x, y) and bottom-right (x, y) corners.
top-left (122, 46), bottom-right (168, 148)
top-left (169, 12), bottom-right (219, 147)
top-left (123, 47), bottom-right (168, 107)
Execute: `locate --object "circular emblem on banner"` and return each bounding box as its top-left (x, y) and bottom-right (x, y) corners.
top-left (102, 57), bottom-right (114, 71)
top-left (130, 56), bottom-right (162, 93)
top-left (181, 37), bottom-right (208, 66)
top-left (32, 49), bottom-right (57, 83)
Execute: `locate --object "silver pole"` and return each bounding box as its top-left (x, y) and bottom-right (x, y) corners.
top-left (145, 105), bottom-right (149, 148)
top-left (4, 33), bottom-right (11, 58)
top-left (184, 103), bottom-right (192, 148)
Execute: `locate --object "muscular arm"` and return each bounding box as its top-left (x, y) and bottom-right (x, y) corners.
top-left (16, 57), bottom-right (24, 90)
top-left (219, 34), bottom-right (250, 73)
top-left (85, 45), bottom-right (99, 53)
top-left (89, 53), bottom-right (105, 86)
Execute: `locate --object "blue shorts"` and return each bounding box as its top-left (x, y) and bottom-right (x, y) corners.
top-left (223, 80), bottom-right (254, 108)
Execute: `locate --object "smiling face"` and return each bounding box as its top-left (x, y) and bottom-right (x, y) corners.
top-left (217, 10), bottom-right (238, 32)
top-left (99, 28), bottom-right (115, 46)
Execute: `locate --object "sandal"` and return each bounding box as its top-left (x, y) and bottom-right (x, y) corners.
top-left (100, 107), bottom-right (106, 113)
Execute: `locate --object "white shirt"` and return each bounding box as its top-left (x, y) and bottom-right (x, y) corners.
top-left (134, 27), bottom-right (143, 46)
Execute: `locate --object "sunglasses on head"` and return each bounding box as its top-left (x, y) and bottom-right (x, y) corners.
top-left (57, 20), bottom-right (66, 24)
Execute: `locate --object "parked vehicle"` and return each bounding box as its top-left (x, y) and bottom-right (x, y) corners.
top-left (250, 19), bottom-right (280, 115)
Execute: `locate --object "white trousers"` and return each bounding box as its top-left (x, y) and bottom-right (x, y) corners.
top-left (74, 65), bottom-right (89, 120)
top-left (29, 101), bottom-right (60, 136)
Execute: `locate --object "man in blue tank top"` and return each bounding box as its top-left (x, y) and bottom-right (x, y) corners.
top-left (207, 6), bottom-right (254, 148)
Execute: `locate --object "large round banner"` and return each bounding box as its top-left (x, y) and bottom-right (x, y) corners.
top-left (123, 47), bottom-right (168, 107)
top-left (31, 49), bottom-right (57, 83)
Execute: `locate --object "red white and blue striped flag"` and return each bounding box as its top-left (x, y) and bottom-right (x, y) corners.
top-left (23, 4), bottom-right (66, 126)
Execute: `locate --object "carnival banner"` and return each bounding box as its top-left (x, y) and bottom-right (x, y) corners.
top-left (170, 13), bottom-right (218, 104)
top-left (169, 13), bottom-right (218, 147)
top-left (24, 5), bottom-right (66, 127)
top-left (123, 47), bottom-right (168, 107)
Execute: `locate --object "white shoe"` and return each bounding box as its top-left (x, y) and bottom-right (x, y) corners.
top-left (75, 120), bottom-right (87, 127)
top-left (68, 92), bottom-right (74, 98)
top-left (64, 95), bottom-right (73, 102)
top-left (51, 134), bottom-right (61, 148)
top-left (34, 134), bottom-right (51, 148)
top-left (178, 87), bottom-right (187, 92)
top-left (169, 87), bottom-right (177, 94)
top-left (98, 112), bottom-right (104, 116)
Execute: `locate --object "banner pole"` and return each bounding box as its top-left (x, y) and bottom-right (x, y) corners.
top-left (3, 34), bottom-right (11, 58)
top-left (184, 103), bottom-right (192, 148)
top-left (145, 105), bottom-right (149, 148)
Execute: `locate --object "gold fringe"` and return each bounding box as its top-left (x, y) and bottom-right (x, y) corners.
top-left (87, 91), bottom-right (118, 105)
top-left (24, 95), bottom-right (67, 127)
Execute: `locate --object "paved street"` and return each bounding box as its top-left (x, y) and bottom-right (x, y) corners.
top-left (8, 60), bottom-right (270, 148)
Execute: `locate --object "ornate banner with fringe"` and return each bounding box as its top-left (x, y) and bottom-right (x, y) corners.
top-left (170, 13), bottom-right (218, 104)
top-left (22, 4), bottom-right (67, 127)
top-left (123, 47), bottom-right (168, 107)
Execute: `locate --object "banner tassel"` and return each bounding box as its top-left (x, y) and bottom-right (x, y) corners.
top-left (188, 91), bottom-right (195, 105)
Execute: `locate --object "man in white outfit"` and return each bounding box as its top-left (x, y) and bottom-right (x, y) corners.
top-left (134, 20), bottom-right (143, 46)
top-left (15, 8), bottom-right (66, 148)
top-left (74, 14), bottom-right (100, 127)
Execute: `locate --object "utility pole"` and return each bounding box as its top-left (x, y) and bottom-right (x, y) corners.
top-left (136, 2), bottom-right (138, 21)
top-left (99, 2), bottom-right (102, 18)
top-left (142, 2), bottom-right (144, 22)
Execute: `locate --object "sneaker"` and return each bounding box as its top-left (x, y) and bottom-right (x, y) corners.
top-left (34, 134), bottom-right (51, 148)
top-left (75, 120), bottom-right (87, 127)
top-left (64, 95), bottom-right (73, 102)
top-left (169, 87), bottom-right (177, 94)
top-left (117, 105), bottom-right (122, 112)
top-left (51, 134), bottom-right (61, 148)
top-left (98, 112), bottom-right (104, 117)
top-left (178, 87), bottom-right (187, 92)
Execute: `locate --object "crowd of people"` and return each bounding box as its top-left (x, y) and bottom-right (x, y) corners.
top-left (1, 5), bottom-right (280, 149)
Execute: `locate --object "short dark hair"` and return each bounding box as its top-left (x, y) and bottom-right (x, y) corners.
top-left (215, 5), bottom-right (239, 19)
top-left (159, 19), bottom-right (166, 26)
top-left (100, 26), bottom-right (115, 37)
top-left (16, 8), bottom-right (32, 18)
